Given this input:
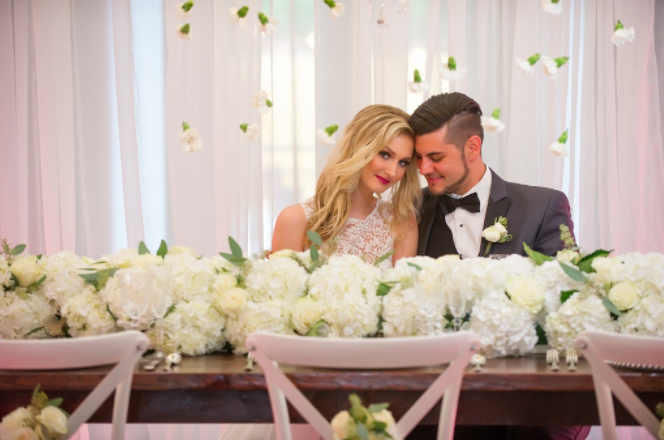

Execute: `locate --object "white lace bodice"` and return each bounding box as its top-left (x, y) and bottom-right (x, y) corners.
top-left (301, 199), bottom-right (394, 269)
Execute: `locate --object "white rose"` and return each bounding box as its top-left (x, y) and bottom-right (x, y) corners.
top-left (10, 256), bottom-right (41, 287)
top-left (167, 246), bottom-right (198, 257)
top-left (1, 407), bottom-right (33, 431)
top-left (268, 249), bottom-right (295, 260)
top-left (213, 273), bottom-right (238, 294)
top-left (612, 27), bottom-right (635, 46)
top-left (608, 281), bottom-right (638, 311)
top-left (548, 141), bottom-right (568, 157)
top-left (5, 427), bottom-right (39, 440)
top-left (481, 117), bottom-right (505, 132)
top-left (331, 410), bottom-right (352, 439)
top-left (481, 225), bottom-right (502, 243)
top-left (541, 56), bottom-right (559, 79)
top-left (215, 287), bottom-right (247, 316)
top-left (555, 250), bottom-right (580, 265)
top-left (370, 410), bottom-right (398, 440)
top-left (35, 406), bottom-right (68, 438)
top-left (516, 59), bottom-right (534, 75)
top-left (291, 297), bottom-right (323, 334)
top-left (178, 128), bottom-right (202, 152)
top-left (506, 276), bottom-right (546, 315)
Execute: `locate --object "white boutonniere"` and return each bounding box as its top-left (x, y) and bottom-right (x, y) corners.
top-left (482, 216), bottom-right (512, 256)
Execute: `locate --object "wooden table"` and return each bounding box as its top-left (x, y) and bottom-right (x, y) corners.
top-left (1, 353), bottom-right (663, 426)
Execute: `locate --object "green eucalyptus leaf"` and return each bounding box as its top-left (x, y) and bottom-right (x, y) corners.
top-left (406, 262), bottom-right (422, 271)
top-left (523, 243), bottom-right (553, 266)
top-left (47, 397), bottom-right (63, 408)
top-left (156, 240), bottom-right (168, 258)
top-left (307, 230), bottom-right (323, 247)
top-left (368, 403), bottom-right (389, 413)
top-left (356, 423), bottom-right (369, 440)
top-left (33, 275), bottom-right (47, 289)
top-left (374, 251), bottom-right (394, 266)
top-left (138, 241), bottom-right (150, 255)
top-left (36, 254), bottom-right (43, 261)
top-left (310, 244), bottom-right (319, 263)
top-left (24, 326), bottom-right (44, 338)
top-left (559, 262), bottom-right (588, 283)
top-left (535, 324), bottom-right (548, 345)
top-left (12, 244), bottom-right (26, 255)
top-left (376, 281), bottom-right (396, 297)
top-left (560, 290), bottom-right (578, 304)
top-left (602, 297), bottom-right (623, 317)
top-left (163, 304), bottom-right (177, 319)
top-left (305, 320), bottom-right (328, 337)
top-left (576, 249), bottom-right (612, 273)
top-left (229, 236), bottom-right (243, 258)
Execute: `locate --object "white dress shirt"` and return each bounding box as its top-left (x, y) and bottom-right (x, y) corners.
top-left (444, 166), bottom-right (492, 258)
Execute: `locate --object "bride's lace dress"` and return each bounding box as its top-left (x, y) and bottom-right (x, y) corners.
top-left (301, 198), bottom-right (394, 269)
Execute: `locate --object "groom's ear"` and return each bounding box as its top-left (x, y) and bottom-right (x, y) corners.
top-left (464, 135), bottom-right (483, 160)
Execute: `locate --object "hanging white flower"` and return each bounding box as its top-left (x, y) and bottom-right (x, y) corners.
top-left (374, 9), bottom-right (389, 33)
top-left (179, 121), bottom-right (203, 153)
top-left (176, 23), bottom-right (191, 40)
top-left (541, 56), bottom-right (569, 79)
top-left (175, 1), bottom-right (194, 19)
top-left (240, 123), bottom-right (260, 141)
top-left (316, 124), bottom-right (339, 146)
top-left (257, 12), bottom-right (278, 34)
top-left (251, 90), bottom-right (273, 113)
top-left (548, 129), bottom-right (569, 157)
top-left (229, 6), bottom-right (249, 26)
top-left (323, 0), bottom-right (346, 18)
top-left (407, 69), bottom-right (430, 93)
top-left (481, 108), bottom-right (506, 132)
top-left (612, 20), bottom-right (635, 46)
top-left (440, 56), bottom-right (467, 82)
top-left (515, 53), bottom-right (540, 76)
top-left (541, 0), bottom-right (562, 15)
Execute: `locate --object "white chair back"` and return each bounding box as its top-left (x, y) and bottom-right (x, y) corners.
top-left (0, 331), bottom-right (149, 440)
top-left (576, 330), bottom-right (664, 440)
top-left (246, 332), bottom-right (480, 440)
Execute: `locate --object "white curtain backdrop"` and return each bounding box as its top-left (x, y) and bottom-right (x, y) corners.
top-left (1, 0), bottom-right (662, 259)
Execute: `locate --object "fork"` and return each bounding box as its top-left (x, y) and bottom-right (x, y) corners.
top-left (546, 348), bottom-right (560, 371)
top-left (566, 348), bottom-right (578, 372)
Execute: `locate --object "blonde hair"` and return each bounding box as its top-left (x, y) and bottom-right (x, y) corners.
top-left (307, 104), bottom-right (421, 247)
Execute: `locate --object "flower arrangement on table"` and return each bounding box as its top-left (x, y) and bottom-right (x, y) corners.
top-left (1, 225), bottom-right (663, 359)
top-left (0, 385), bottom-right (69, 440)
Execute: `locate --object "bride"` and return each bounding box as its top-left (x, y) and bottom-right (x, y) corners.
top-left (272, 104), bottom-right (421, 267)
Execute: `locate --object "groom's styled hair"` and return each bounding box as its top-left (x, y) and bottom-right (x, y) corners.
top-left (409, 92), bottom-right (484, 151)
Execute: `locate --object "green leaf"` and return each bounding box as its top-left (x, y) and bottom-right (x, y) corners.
top-left (32, 384), bottom-right (41, 401)
top-left (324, 125), bottom-right (338, 137)
top-left (24, 326), bottom-right (44, 338)
top-left (309, 244), bottom-right (319, 263)
top-left (229, 236), bottom-right (243, 258)
top-left (182, 1), bottom-right (194, 12)
top-left (106, 305), bottom-right (117, 321)
top-left (163, 304), bottom-right (177, 319)
top-left (413, 69), bottom-right (422, 83)
top-left (535, 324), bottom-right (548, 346)
top-left (33, 275), bottom-right (46, 289)
top-left (368, 403), bottom-right (389, 413)
top-left (655, 402), bottom-right (664, 419)
top-left (79, 272), bottom-right (100, 283)
top-left (523, 243), bottom-right (553, 266)
top-left (156, 240), bottom-right (168, 258)
top-left (138, 241), bottom-right (150, 255)
top-left (219, 253), bottom-right (247, 266)
top-left (36, 254), bottom-right (43, 261)
top-left (372, 421), bottom-right (387, 432)
top-left (602, 297), bottom-right (623, 317)
top-left (376, 281), bottom-right (396, 297)
top-left (306, 320), bottom-right (328, 337)
top-left (356, 423), bottom-right (369, 440)
top-left (237, 6), bottom-right (249, 18)
top-left (374, 250), bottom-right (394, 266)
top-left (13, 244), bottom-right (26, 255)
top-left (240, 123), bottom-right (248, 133)
top-left (407, 262), bottom-right (422, 271)
top-left (491, 108), bottom-right (500, 119)
top-left (576, 249), bottom-right (612, 273)
top-left (560, 290), bottom-right (578, 304)
top-left (307, 230), bottom-right (323, 247)
top-left (47, 397), bottom-right (63, 408)
top-left (559, 262), bottom-right (588, 283)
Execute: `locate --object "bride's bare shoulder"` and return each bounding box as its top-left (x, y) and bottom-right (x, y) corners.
top-left (272, 204), bottom-right (308, 252)
top-left (276, 204), bottom-right (307, 226)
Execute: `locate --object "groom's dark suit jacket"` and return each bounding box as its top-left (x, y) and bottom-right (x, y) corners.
top-left (418, 169), bottom-right (574, 258)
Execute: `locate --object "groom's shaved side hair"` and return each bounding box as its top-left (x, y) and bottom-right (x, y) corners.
top-left (409, 92), bottom-right (484, 151)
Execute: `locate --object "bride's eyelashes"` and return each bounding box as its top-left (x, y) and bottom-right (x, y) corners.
top-left (379, 151), bottom-right (411, 167)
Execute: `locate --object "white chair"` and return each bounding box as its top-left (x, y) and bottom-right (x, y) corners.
top-left (0, 331), bottom-right (149, 440)
top-left (245, 332), bottom-right (480, 440)
top-left (576, 330), bottom-right (664, 440)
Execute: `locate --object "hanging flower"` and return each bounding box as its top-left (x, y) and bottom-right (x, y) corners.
top-left (394, 0), bottom-right (409, 15)
top-left (548, 129), bottom-right (569, 157)
top-left (612, 20), bottom-right (635, 46)
top-left (374, 9), bottom-right (389, 33)
top-left (229, 6), bottom-right (249, 26)
top-left (323, 0), bottom-right (346, 18)
top-left (542, 0), bottom-right (562, 15)
top-left (316, 125), bottom-right (339, 146)
top-left (175, 1), bottom-right (194, 19)
top-left (258, 12), bottom-right (278, 34)
top-left (408, 69), bottom-right (430, 93)
top-left (176, 23), bottom-right (191, 40)
top-left (240, 123), bottom-right (260, 141)
top-left (251, 90), bottom-right (273, 113)
top-left (481, 108), bottom-right (506, 132)
top-left (541, 56), bottom-right (569, 79)
top-left (440, 56), bottom-right (467, 82)
top-left (179, 121), bottom-right (203, 153)
top-left (515, 53), bottom-right (540, 76)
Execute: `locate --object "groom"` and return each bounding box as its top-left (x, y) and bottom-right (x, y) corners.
top-left (410, 92), bottom-right (573, 259)
top-left (409, 93), bottom-right (589, 440)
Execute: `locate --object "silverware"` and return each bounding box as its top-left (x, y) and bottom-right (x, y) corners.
top-left (144, 357), bottom-right (163, 371)
top-left (163, 352), bottom-right (182, 372)
top-left (566, 349), bottom-right (578, 372)
top-left (546, 348), bottom-right (560, 371)
top-left (245, 352), bottom-right (254, 371)
top-left (470, 354), bottom-right (487, 373)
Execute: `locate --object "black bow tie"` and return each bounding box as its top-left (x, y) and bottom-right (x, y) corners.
top-left (438, 193), bottom-right (481, 214)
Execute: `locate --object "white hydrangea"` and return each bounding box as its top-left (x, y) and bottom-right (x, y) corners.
top-left (206, 255), bottom-right (241, 277)
top-left (224, 300), bottom-right (293, 354)
top-left (244, 258), bottom-right (308, 302)
top-left (532, 260), bottom-right (586, 319)
top-left (307, 255), bottom-right (381, 338)
top-left (544, 292), bottom-right (616, 351)
top-left (61, 290), bottom-right (116, 337)
top-left (618, 286), bottom-right (664, 337)
top-left (98, 275), bottom-right (152, 331)
top-left (0, 256), bottom-right (13, 289)
top-left (160, 299), bottom-right (226, 356)
top-left (469, 290), bottom-right (538, 358)
top-left (38, 251), bottom-right (91, 308)
top-left (98, 248), bottom-right (141, 269)
top-left (591, 256), bottom-right (628, 286)
top-left (0, 291), bottom-right (54, 339)
top-left (165, 254), bottom-right (217, 303)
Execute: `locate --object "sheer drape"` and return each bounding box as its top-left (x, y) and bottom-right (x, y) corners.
top-left (0, 0), bottom-right (662, 255)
